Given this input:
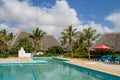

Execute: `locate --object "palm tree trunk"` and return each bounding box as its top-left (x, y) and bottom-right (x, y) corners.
top-left (5, 49), bottom-right (8, 58)
top-left (34, 41), bottom-right (37, 53)
top-left (88, 40), bottom-right (91, 60)
top-left (71, 45), bottom-right (73, 58)
top-left (88, 48), bottom-right (90, 60)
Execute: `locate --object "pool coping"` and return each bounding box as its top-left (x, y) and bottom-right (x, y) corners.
top-left (0, 61), bottom-right (47, 64)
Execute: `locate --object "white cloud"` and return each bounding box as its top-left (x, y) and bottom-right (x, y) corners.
top-left (78, 21), bottom-right (113, 34)
top-left (0, 0), bottom-right (113, 38)
top-left (0, 24), bottom-right (19, 33)
top-left (0, 0), bottom-right (81, 38)
top-left (105, 12), bottom-right (120, 31)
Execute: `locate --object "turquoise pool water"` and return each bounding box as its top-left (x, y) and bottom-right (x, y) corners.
top-left (0, 57), bottom-right (119, 80)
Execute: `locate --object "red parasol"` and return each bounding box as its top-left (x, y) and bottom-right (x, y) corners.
top-left (94, 45), bottom-right (112, 50)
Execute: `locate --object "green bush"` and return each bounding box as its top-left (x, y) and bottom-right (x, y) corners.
top-left (18, 38), bottom-right (33, 53)
top-left (7, 38), bottom-right (33, 57)
top-left (79, 52), bottom-right (88, 58)
top-left (90, 50), bottom-right (115, 58)
top-left (8, 45), bottom-right (20, 57)
top-left (8, 53), bottom-right (18, 57)
top-left (48, 46), bottom-right (63, 54)
top-left (63, 51), bottom-right (87, 58)
top-left (72, 53), bottom-right (80, 58)
top-left (63, 52), bottom-right (71, 57)
top-left (110, 53), bottom-right (120, 58)
top-left (0, 54), bottom-right (6, 58)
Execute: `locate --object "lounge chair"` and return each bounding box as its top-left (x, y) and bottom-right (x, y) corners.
top-left (101, 55), bottom-right (112, 62)
top-left (109, 56), bottom-right (120, 63)
top-left (95, 56), bottom-right (106, 61)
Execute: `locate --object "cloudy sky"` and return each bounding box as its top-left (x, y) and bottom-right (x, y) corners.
top-left (0, 0), bottom-right (120, 39)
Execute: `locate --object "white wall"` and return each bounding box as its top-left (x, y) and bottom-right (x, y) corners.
top-left (18, 47), bottom-right (31, 57)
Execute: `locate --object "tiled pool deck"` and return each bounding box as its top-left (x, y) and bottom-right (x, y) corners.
top-left (0, 57), bottom-right (120, 77)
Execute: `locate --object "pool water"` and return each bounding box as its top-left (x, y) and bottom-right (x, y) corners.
top-left (0, 57), bottom-right (119, 80)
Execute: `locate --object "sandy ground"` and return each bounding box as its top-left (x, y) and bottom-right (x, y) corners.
top-left (0, 57), bottom-right (120, 77)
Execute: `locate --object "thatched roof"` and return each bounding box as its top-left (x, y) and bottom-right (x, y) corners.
top-left (10, 30), bottom-right (60, 50)
top-left (10, 30), bottom-right (33, 46)
top-left (90, 32), bottom-right (120, 52)
top-left (41, 35), bottom-right (60, 50)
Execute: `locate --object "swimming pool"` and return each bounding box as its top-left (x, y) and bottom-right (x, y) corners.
top-left (0, 57), bottom-right (119, 80)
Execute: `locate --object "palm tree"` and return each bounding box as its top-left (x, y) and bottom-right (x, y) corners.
top-left (59, 32), bottom-right (67, 46)
top-left (0, 29), bottom-right (13, 57)
top-left (64, 25), bottom-right (77, 46)
top-left (59, 25), bottom-right (77, 57)
top-left (0, 29), bottom-right (13, 47)
top-left (32, 27), bottom-right (46, 53)
top-left (74, 31), bottom-right (85, 52)
top-left (83, 27), bottom-right (101, 59)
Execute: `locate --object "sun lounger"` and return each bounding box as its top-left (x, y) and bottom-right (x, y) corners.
top-left (109, 56), bottom-right (120, 63)
top-left (101, 55), bottom-right (112, 62)
top-left (95, 56), bottom-right (106, 61)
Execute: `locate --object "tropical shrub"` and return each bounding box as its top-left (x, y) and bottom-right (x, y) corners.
top-left (63, 52), bottom-right (82, 58)
top-left (63, 52), bottom-right (71, 57)
top-left (8, 38), bottom-right (33, 57)
top-left (18, 38), bottom-right (33, 52)
top-left (8, 45), bottom-right (20, 57)
top-left (48, 46), bottom-right (63, 54)
top-left (0, 53), bottom-right (6, 58)
top-left (79, 52), bottom-right (88, 58)
top-left (72, 53), bottom-right (80, 58)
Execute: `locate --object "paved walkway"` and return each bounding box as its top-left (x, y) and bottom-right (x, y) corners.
top-left (60, 57), bottom-right (120, 77)
top-left (0, 57), bottom-right (45, 63)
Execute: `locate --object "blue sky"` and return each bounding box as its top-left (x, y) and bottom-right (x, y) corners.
top-left (0, 0), bottom-right (120, 38)
top-left (70, 0), bottom-right (120, 28)
top-left (31, 0), bottom-right (120, 28)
